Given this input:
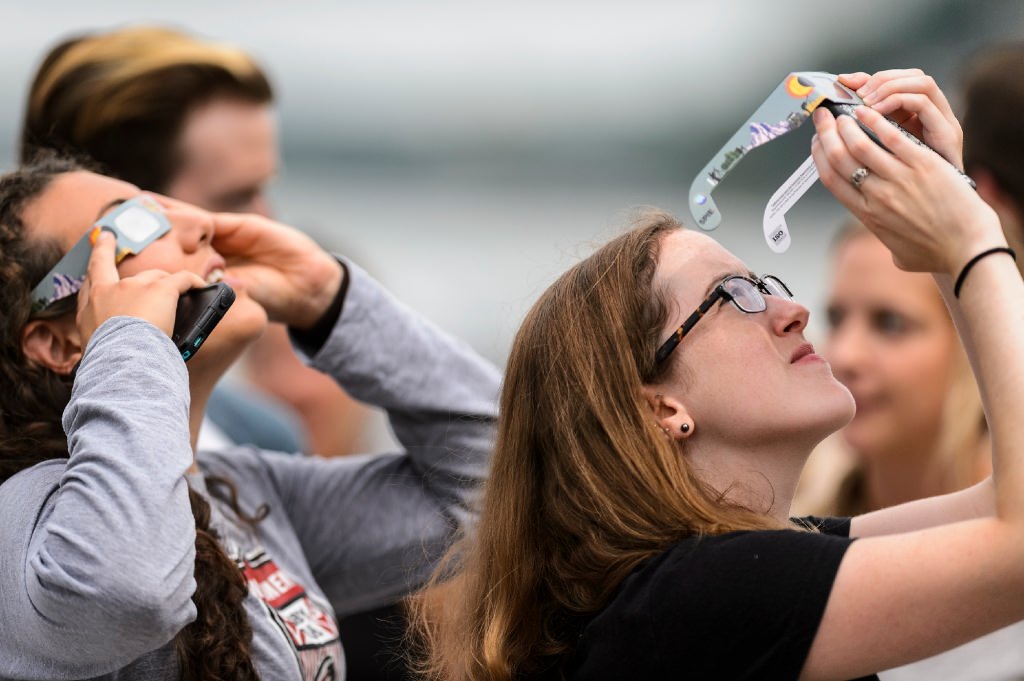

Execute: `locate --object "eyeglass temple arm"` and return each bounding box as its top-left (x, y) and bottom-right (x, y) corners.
top-left (654, 288), bottom-right (726, 364)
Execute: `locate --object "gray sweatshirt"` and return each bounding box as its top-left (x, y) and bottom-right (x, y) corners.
top-left (0, 260), bottom-right (500, 680)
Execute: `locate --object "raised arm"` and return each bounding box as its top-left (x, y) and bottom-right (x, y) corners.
top-left (794, 76), bottom-right (1024, 680)
top-left (259, 260), bottom-right (499, 615)
top-left (206, 213), bottom-right (499, 615)
top-left (0, 234), bottom-right (205, 677)
top-left (833, 70), bottom-right (998, 538)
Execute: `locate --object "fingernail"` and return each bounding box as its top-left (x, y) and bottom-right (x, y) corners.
top-left (863, 92), bottom-right (877, 105)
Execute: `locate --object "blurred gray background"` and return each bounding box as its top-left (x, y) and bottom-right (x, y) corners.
top-left (1, 0), bottom-right (1021, 366)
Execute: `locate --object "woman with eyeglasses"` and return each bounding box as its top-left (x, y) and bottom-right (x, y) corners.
top-left (0, 153), bottom-right (498, 680)
top-left (411, 70), bottom-right (1024, 681)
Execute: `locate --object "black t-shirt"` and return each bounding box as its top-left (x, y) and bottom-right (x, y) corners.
top-left (568, 517), bottom-right (879, 681)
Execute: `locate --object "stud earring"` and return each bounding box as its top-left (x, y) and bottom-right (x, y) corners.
top-left (681, 423), bottom-right (691, 434)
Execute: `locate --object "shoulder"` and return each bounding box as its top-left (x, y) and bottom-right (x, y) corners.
top-left (0, 460), bottom-right (65, 515)
top-left (792, 515), bottom-right (852, 536)
top-left (197, 444), bottom-right (266, 479)
top-left (647, 528), bottom-right (852, 611)
top-left (196, 445), bottom-right (340, 510)
top-left (197, 444), bottom-right (344, 485)
top-left (650, 530), bottom-right (854, 664)
top-left (0, 461), bottom-right (66, 559)
top-left (586, 528), bottom-right (853, 630)
top-left (574, 529), bottom-right (856, 679)
top-left (196, 445), bottom-right (281, 502)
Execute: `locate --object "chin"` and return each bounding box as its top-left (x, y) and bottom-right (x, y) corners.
top-left (834, 388), bottom-right (858, 432)
top-left (187, 296), bottom-right (268, 374)
top-left (803, 384), bottom-right (857, 445)
top-left (229, 295), bottom-right (270, 336)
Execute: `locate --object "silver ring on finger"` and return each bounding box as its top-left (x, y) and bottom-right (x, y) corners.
top-left (850, 166), bottom-right (870, 189)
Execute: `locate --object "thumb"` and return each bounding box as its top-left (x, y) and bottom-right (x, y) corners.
top-left (838, 72), bottom-right (870, 92)
top-left (85, 229), bottom-right (120, 287)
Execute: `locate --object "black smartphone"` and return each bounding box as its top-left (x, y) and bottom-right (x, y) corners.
top-left (171, 282), bottom-right (236, 362)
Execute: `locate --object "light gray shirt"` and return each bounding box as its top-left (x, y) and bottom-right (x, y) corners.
top-left (0, 260), bottom-right (499, 680)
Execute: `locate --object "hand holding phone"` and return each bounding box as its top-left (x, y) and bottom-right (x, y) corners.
top-left (171, 283), bottom-right (236, 361)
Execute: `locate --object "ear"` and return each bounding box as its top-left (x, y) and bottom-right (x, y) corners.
top-left (21, 317), bottom-right (84, 376)
top-left (640, 385), bottom-right (695, 441)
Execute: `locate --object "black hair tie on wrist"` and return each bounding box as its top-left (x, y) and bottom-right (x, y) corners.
top-left (953, 247), bottom-right (1017, 298)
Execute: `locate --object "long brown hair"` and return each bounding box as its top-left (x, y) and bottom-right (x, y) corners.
top-left (412, 211), bottom-right (788, 681)
top-left (0, 155), bottom-right (260, 680)
top-left (21, 25), bottom-right (272, 192)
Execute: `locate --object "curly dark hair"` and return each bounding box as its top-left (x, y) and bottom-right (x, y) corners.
top-left (0, 154), bottom-right (261, 680)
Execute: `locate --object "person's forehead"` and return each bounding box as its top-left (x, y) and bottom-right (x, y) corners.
top-left (832, 233), bottom-right (944, 311)
top-left (656, 230), bottom-right (748, 305)
top-left (178, 99), bottom-right (277, 178)
top-left (23, 171), bottom-right (139, 249)
top-left (833, 234), bottom-right (893, 280)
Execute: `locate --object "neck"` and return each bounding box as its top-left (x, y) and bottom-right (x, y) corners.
top-left (686, 436), bottom-right (813, 523)
top-left (186, 358), bottom-right (226, 473)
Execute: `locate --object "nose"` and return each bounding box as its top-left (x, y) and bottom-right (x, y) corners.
top-left (171, 208), bottom-right (215, 252)
top-left (769, 296), bottom-right (809, 337)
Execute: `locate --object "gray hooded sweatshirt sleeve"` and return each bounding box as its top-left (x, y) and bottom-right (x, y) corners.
top-left (0, 259), bottom-right (499, 680)
top-left (0, 318), bottom-right (198, 679)
top-left (198, 259), bottom-right (500, 616)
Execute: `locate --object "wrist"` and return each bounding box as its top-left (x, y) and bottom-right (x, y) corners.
top-left (945, 210), bottom-right (1005, 276)
top-left (954, 246), bottom-right (1017, 299)
top-left (289, 259), bottom-right (349, 356)
top-left (295, 258), bottom-right (345, 330)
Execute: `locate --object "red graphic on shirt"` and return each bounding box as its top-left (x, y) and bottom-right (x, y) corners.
top-left (238, 549), bottom-right (343, 679)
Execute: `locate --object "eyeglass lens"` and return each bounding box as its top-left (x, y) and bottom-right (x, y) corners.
top-left (761, 275), bottom-right (793, 299)
top-left (722, 276), bottom-right (792, 313)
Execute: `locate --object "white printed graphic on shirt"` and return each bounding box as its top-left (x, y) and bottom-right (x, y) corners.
top-left (237, 548), bottom-right (343, 680)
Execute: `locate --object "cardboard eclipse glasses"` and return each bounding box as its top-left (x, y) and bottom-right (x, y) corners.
top-left (30, 196), bottom-right (171, 314)
top-left (689, 71), bottom-right (974, 253)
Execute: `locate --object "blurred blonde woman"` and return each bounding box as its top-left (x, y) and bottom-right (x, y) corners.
top-left (795, 222), bottom-right (988, 518)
